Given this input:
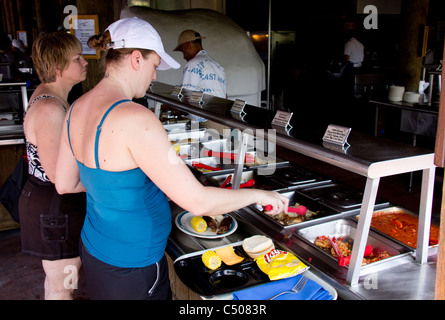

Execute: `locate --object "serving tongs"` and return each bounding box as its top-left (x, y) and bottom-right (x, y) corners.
top-left (191, 161), bottom-right (221, 172)
top-left (221, 178), bottom-right (255, 189)
top-left (263, 205), bottom-right (307, 215)
top-left (328, 236), bottom-right (373, 267)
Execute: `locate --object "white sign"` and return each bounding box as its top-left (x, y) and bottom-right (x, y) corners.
top-left (271, 110), bottom-right (293, 129)
top-left (189, 91), bottom-right (204, 105)
top-left (230, 99), bottom-right (246, 116)
top-left (322, 124), bottom-right (351, 147)
top-left (75, 18), bottom-right (97, 56)
top-left (171, 85), bottom-right (183, 99)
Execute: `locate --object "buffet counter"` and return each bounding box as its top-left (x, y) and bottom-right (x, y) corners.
top-left (146, 82), bottom-right (438, 300)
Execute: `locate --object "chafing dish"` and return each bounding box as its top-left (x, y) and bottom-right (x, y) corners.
top-left (249, 190), bottom-right (342, 230)
top-left (269, 165), bottom-right (331, 189)
top-left (352, 206), bottom-right (440, 250)
top-left (207, 169), bottom-right (288, 191)
top-left (297, 182), bottom-right (389, 212)
top-left (296, 218), bottom-right (413, 272)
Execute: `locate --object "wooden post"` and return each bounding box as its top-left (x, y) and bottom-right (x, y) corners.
top-left (398, 0), bottom-right (429, 91)
top-left (434, 44), bottom-right (445, 300)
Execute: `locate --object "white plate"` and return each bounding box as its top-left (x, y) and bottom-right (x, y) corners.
top-left (175, 211), bottom-right (238, 239)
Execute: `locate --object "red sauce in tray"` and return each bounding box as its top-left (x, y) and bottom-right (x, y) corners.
top-left (370, 212), bottom-right (439, 248)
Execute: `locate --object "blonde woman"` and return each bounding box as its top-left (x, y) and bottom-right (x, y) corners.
top-left (55, 18), bottom-right (288, 300)
top-left (18, 32), bottom-right (88, 300)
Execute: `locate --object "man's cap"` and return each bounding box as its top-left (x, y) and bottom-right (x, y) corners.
top-left (106, 17), bottom-right (180, 70)
top-left (173, 30), bottom-right (206, 51)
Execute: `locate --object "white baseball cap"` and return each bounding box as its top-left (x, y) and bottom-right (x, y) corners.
top-left (106, 17), bottom-right (180, 70)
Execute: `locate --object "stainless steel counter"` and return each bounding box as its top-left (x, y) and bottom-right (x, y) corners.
top-left (148, 82), bottom-right (437, 299)
top-left (167, 202), bottom-right (437, 300)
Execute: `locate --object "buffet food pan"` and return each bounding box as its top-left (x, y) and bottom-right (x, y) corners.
top-left (297, 182), bottom-right (389, 212)
top-left (178, 139), bottom-right (230, 159)
top-left (243, 151), bottom-right (289, 171)
top-left (163, 122), bottom-right (188, 132)
top-left (184, 156), bottom-right (237, 177)
top-left (269, 165), bottom-right (331, 189)
top-left (352, 206), bottom-right (440, 250)
top-left (296, 218), bottom-right (413, 270)
top-left (168, 128), bottom-right (208, 143)
top-left (207, 169), bottom-right (288, 191)
top-left (249, 190), bottom-right (343, 230)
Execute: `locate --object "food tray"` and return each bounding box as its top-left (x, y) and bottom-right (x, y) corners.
top-left (297, 182), bottom-right (389, 211)
top-left (208, 170), bottom-right (288, 191)
top-left (179, 139), bottom-right (230, 159)
top-left (173, 241), bottom-right (337, 299)
top-left (296, 218), bottom-right (413, 269)
top-left (352, 206), bottom-right (440, 249)
top-left (173, 242), bottom-right (270, 297)
top-left (249, 190), bottom-right (342, 229)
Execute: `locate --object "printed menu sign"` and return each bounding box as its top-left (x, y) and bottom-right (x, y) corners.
top-left (271, 110), bottom-right (293, 129)
top-left (231, 99), bottom-right (246, 116)
top-left (322, 124), bottom-right (351, 147)
top-left (70, 15), bottom-right (99, 59)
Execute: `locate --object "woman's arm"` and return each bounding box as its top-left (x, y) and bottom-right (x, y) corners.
top-left (54, 113), bottom-right (86, 194)
top-left (127, 108), bottom-right (288, 216)
top-left (31, 99), bottom-right (67, 183)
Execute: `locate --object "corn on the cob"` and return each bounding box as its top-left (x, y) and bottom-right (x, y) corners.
top-left (201, 250), bottom-right (221, 270)
top-left (191, 216), bottom-right (207, 232)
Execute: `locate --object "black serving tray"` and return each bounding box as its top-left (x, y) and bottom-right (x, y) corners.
top-left (173, 242), bottom-right (270, 297)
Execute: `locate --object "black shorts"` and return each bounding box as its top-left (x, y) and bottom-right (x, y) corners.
top-left (18, 175), bottom-right (86, 260)
top-left (79, 239), bottom-right (172, 300)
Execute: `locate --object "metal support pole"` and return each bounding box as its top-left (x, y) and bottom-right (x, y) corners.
top-left (416, 166), bottom-right (436, 263)
top-left (346, 177), bottom-right (380, 285)
top-left (231, 132), bottom-right (249, 189)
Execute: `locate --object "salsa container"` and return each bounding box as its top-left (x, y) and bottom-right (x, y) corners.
top-left (352, 206), bottom-right (440, 250)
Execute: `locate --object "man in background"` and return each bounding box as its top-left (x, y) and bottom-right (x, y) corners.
top-left (343, 30), bottom-right (364, 74)
top-left (174, 29), bottom-right (227, 123)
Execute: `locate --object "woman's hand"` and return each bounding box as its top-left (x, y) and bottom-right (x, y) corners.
top-left (254, 190), bottom-right (289, 216)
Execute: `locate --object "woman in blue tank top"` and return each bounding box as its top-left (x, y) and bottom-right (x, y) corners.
top-left (55, 18), bottom-right (289, 300)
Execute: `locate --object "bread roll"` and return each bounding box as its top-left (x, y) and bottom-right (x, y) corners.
top-left (242, 235), bottom-right (274, 259)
